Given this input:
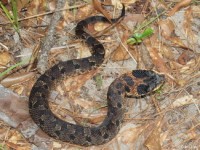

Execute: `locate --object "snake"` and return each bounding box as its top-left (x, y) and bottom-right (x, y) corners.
top-left (29, 5), bottom-right (165, 146)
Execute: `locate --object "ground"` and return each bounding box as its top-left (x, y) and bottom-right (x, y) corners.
top-left (0, 0), bottom-right (199, 150)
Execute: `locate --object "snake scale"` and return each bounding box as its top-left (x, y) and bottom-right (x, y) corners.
top-left (29, 5), bottom-right (165, 146)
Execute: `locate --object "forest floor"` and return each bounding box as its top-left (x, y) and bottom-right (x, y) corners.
top-left (0, 0), bottom-right (199, 150)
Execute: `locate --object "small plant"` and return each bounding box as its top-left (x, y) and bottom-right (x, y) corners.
top-left (127, 28), bottom-right (154, 45)
top-left (0, 0), bottom-right (19, 33)
top-left (0, 58), bottom-right (29, 78)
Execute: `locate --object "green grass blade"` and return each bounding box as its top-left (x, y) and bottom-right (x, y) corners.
top-left (11, 0), bottom-right (19, 32)
top-left (0, 1), bottom-right (19, 32)
top-left (0, 59), bottom-right (29, 78)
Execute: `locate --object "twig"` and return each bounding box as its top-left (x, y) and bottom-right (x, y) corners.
top-left (37, 0), bottom-right (66, 73)
top-left (0, 4), bottom-right (85, 25)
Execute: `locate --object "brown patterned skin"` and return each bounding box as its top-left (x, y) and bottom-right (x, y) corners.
top-left (29, 5), bottom-right (165, 146)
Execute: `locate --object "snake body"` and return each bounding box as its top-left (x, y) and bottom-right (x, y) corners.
top-left (29, 5), bottom-right (165, 146)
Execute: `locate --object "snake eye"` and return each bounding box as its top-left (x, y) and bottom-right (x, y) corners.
top-left (137, 84), bottom-right (149, 95)
top-left (144, 73), bottom-right (165, 92)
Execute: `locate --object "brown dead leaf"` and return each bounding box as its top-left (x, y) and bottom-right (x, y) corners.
top-left (111, 44), bottom-right (130, 61)
top-left (16, 0), bottom-right (30, 11)
top-left (172, 95), bottom-right (197, 108)
top-left (0, 51), bottom-right (12, 70)
top-left (186, 128), bottom-right (198, 141)
top-left (158, 19), bottom-right (175, 38)
top-left (170, 36), bottom-right (192, 51)
top-left (53, 141), bottom-right (62, 149)
top-left (180, 57), bottom-right (200, 75)
top-left (6, 142), bottom-right (30, 150)
top-left (174, 57), bottom-right (200, 86)
top-left (76, 4), bottom-right (94, 20)
top-left (101, 0), bottom-right (112, 5)
top-left (60, 2), bottom-right (71, 24)
top-left (126, 0), bottom-right (151, 14)
top-left (169, 61), bottom-right (183, 71)
top-left (1, 72), bottom-right (35, 87)
top-left (183, 7), bottom-right (193, 39)
top-left (72, 97), bottom-right (101, 110)
top-left (26, 0), bottom-right (48, 25)
top-left (6, 129), bottom-right (31, 150)
top-left (120, 124), bottom-right (148, 144)
top-left (192, 6), bottom-right (200, 18)
top-left (93, 0), bottom-right (112, 22)
top-left (111, 30), bottom-right (130, 61)
top-left (63, 69), bottom-right (98, 91)
top-left (76, 110), bottom-right (106, 125)
top-left (183, 7), bottom-right (199, 49)
top-left (160, 44), bottom-right (175, 60)
top-left (169, 57), bottom-right (199, 86)
top-left (144, 39), bottom-right (170, 75)
top-left (158, 18), bottom-right (192, 51)
top-left (86, 20), bottom-right (110, 34)
top-left (177, 51), bottom-right (191, 65)
top-left (144, 120), bottom-right (162, 150)
top-left (168, 0), bottom-right (192, 17)
top-left (88, 115), bottom-right (105, 124)
top-left (94, 22), bottom-right (110, 32)
top-left (51, 98), bottom-right (106, 125)
top-left (123, 0), bottom-right (137, 4)
top-left (8, 131), bottom-right (23, 144)
top-left (0, 127), bottom-right (8, 140)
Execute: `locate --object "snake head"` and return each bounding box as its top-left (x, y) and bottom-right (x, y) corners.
top-left (132, 70), bottom-right (165, 96)
top-left (122, 70), bottom-right (165, 97)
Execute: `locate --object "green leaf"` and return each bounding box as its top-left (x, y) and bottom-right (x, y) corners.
top-left (127, 28), bottom-right (154, 45)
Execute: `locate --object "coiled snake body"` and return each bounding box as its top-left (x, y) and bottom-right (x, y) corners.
top-left (29, 5), bottom-right (165, 146)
